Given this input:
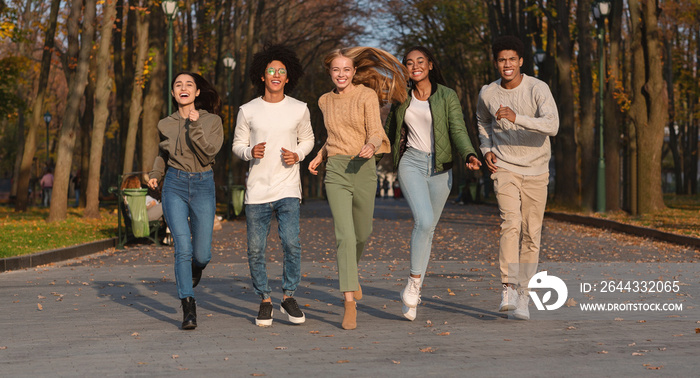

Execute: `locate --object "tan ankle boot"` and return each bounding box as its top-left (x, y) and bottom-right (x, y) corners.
top-left (354, 284), bottom-right (362, 301)
top-left (342, 301), bottom-right (357, 330)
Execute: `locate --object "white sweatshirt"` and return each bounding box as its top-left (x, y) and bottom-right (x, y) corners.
top-left (232, 96), bottom-right (314, 204)
top-left (476, 74), bottom-right (559, 176)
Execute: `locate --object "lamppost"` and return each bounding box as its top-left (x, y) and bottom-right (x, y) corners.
top-left (43, 111), bottom-right (52, 167)
top-left (222, 53), bottom-right (236, 218)
top-left (162, 0), bottom-right (179, 115)
top-left (593, 0), bottom-right (611, 212)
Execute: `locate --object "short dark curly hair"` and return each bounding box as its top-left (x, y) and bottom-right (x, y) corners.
top-left (491, 35), bottom-right (525, 60)
top-left (249, 44), bottom-right (304, 96)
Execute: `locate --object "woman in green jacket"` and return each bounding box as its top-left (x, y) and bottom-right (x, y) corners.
top-left (385, 46), bottom-right (481, 321)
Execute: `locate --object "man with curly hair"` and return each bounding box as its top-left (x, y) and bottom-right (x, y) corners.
top-left (232, 44), bottom-right (314, 326)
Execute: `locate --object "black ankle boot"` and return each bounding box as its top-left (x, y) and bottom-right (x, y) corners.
top-left (192, 263), bottom-right (204, 288)
top-left (181, 297), bottom-right (197, 330)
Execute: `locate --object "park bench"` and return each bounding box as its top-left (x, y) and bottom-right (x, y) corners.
top-left (109, 173), bottom-right (165, 249)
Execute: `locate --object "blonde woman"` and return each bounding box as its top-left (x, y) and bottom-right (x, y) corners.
top-left (309, 47), bottom-right (409, 330)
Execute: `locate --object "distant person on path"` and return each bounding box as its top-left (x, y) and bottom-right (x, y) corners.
top-left (476, 36), bottom-right (559, 320)
top-left (232, 44), bottom-right (314, 327)
top-left (148, 72), bottom-right (223, 330)
top-left (308, 46), bottom-right (409, 330)
top-left (384, 46), bottom-right (481, 321)
top-left (40, 168), bottom-right (54, 207)
top-left (72, 171), bottom-right (81, 207)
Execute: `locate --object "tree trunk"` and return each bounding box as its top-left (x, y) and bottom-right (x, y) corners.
top-left (14, 0), bottom-right (61, 211)
top-left (113, 0), bottom-right (126, 164)
top-left (604, 0), bottom-right (623, 211)
top-left (636, 0), bottom-right (667, 214)
top-left (78, 42), bottom-right (97, 209)
top-left (122, 3), bottom-right (149, 174)
top-left (120, 1), bottom-right (136, 170)
top-left (141, 5), bottom-right (166, 175)
top-left (664, 37), bottom-right (682, 194)
top-left (48, 0), bottom-right (96, 222)
top-left (11, 113), bottom-right (25, 198)
top-left (576, 0), bottom-right (596, 211)
top-left (552, 0), bottom-right (578, 206)
top-left (84, 0), bottom-right (117, 219)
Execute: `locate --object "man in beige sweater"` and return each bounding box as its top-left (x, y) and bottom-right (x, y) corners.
top-left (477, 36), bottom-right (559, 320)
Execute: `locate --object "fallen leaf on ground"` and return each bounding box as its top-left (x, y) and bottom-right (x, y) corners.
top-left (131, 332), bottom-right (139, 336)
top-left (598, 350), bottom-right (608, 354)
top-left (420, 347), bottom-right (436, 353)
top-left (392, 360), bottom-right (400, 364)
top-left (37, 303), bottom-right (43, 311)
top-left (565, 298), bottom-right (577, 307)
top-left (646, 366), bottom-right (663, 370)
top-left (309, 331), bottom-right (320, 334)
top-left (172, 355), bottom-right (179, 359)
top-left (274, 346), bottom-right (287, 350)
top-left (438, 332), bottom-right (450, 336)
top-left (336, 360), bottom-right (349, 364)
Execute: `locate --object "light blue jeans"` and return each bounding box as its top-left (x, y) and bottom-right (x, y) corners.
top-left (245, 197), bottom-right (302, 300)
top-left (162, 168), bottom-right (215, 299)
top-left (398, 148), bottom-right (452, 279)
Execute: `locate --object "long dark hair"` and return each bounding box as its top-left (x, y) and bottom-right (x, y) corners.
top-left (401, 46), bottom-right (446, 89)
top-left (250, 44), bottom-right (304, 96)
top-left (171, 72), bottom-right (222, 116)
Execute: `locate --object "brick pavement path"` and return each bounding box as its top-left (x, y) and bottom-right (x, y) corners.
top-left (1, 199), bottom-right (697, 376)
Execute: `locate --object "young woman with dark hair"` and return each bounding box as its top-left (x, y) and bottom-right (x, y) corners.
top-left (308, 46), bottom-right (409, 330)
top-left (148, 72), bottom-right (223, 330)
top-left (384, 46), bottom-right (481, 321)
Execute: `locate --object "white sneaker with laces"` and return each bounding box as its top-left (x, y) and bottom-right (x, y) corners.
top-left (513, 291), bottom-right (530, 320)
top-left (499, 284), bottom-right (518, 312)
top-left (400, 276), bottom-right (421, 308)
top-left (402, 303), bottom-right (417, 321)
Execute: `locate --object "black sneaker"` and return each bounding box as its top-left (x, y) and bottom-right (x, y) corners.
top-left (280, 297), bottom-right (306, 324)
top-left (255, 302), bottom-right (273, 326)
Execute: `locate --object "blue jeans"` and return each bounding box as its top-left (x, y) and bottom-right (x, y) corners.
top-left (162, 168), bottom-right (215, 299)
top-left (398, 148), bottom-right (452, 279)
top-left (246, 197), bottom-right (302, 300)
top-left (43, 188), bottom-right (52, 207)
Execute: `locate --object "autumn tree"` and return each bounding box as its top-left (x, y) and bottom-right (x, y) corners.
top-left (627, 0), bottom-right (667, 214)
top-left (84, 0), bottom-right (118, 218)
top-left (48, 0), bottom-right (95, 222)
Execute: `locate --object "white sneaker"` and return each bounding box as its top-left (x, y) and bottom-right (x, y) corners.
top-left (499, 284), bottom-right (518, 312)
top-left (400, 276), bottom-right (421, 308)
top-left (402, 304), bottom-right (416, 321)
top-left (513, 291), bottom-right (530, 320)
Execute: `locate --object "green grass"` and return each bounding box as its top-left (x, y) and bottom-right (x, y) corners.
top-left (546, 193), bottom-right (700, 238)
top-left (0, 206), bottom-right (118, 258)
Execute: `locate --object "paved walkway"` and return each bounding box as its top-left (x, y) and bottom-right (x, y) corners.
top-left (1, 199), bottom-right (698, 376)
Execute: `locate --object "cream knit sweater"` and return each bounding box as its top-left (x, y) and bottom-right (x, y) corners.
top-left (317, 84), bottom-right (390, 159)
top-left (476, 74), bottom-right (559, 176)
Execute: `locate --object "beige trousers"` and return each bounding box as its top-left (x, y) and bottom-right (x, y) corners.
top-left (492, 169), bottom-right (549, 288)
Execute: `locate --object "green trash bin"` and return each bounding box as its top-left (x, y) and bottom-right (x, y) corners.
top-left (123, 188), bottom-right (150, 237)
top-left (231, 185), bottom-right (246, 217)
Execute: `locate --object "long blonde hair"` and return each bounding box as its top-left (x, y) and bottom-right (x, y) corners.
top-left (324, 47), bottom-right (409, 106)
